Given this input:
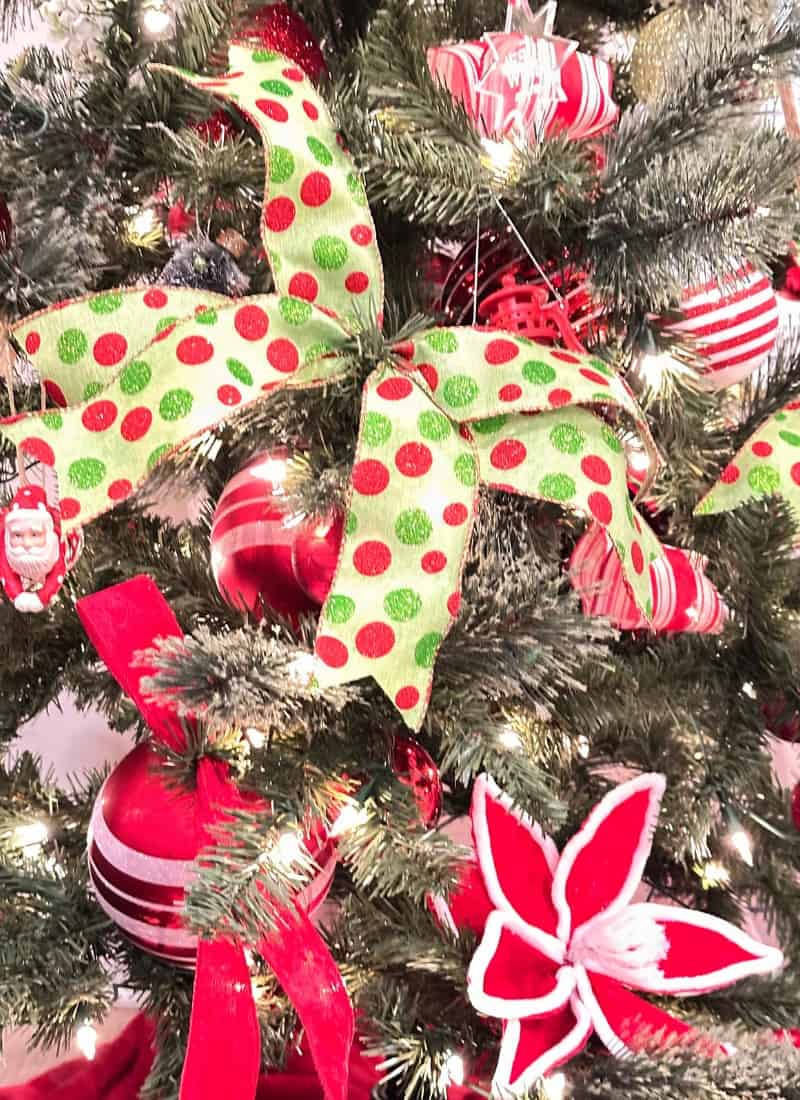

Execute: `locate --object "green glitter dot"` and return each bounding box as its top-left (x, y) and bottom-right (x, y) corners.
top-left (363, 412), bottom-right (392, 447)
top-left (601, 424), bottom-right (624, 454)
top-left (592, 391), bottom-right (612, 402)
top-left (589, 358), bottom-right (613, 377)
top-left (68, 457), bottom-right (106, 490)
top-left (83, 382), bottom-right (104, 399)
top-left (549, 422), bottom-right (585, 455)
top-left (615, 539), bottom-right (627, 561)
top-left (57, 329), bottom-right (88, 364)
top-left (418, 410), bottom-right (451, 441)
top-left (779, 430), bottom-right (800, 447)
top-left (253, 49), bottom-right (279, 62)
top-left (748, 465), bottom-right (780, 494)
top-left (148, 443), bottom-right (171, 470)
top-left (313, 235), bottom-right (348, 271)
top-left (41, 412), bottom-right (62, 430)
top-left (120, 360), bottom-right (151, 395)
top-left (156, 316), bottom-right (178, 333)
top-left (442, 375), bottom-right (479, 408)
top-left (270, 146), bottom-right (295, 184)
top-left (227, 358), bottom-right (253, 386)
top-left (414, 632), bottom-right (442, 669)
top-left (395, 508), bottom-right (432, 545)
top-left (538, 473), bottom-right (576, 501)
top-left (775, 412), bottom-right (788, 422)
top-left (346, 172), bottom-right (368, 206)
top-left (425, 330), bottom-right (458, 354)
top-left (625, 497), bottom-right (635, 526)
top-left (195, 308), bottom-right (218, 325)
top-left (88, 291), bottom-right (123, 314)
top-left (345, 511), bottom-right (358, 536)
top-left (279, 297), bottom-right (312, 326)
top-left (326, 594), bottom-right (356, 624)
top-left (260, 78), bottom-right (293, 96)
top-left (160, 388), bottom-right (194, 421)
top-left (305, 341), bottom-right (333, 364)
top-left (454, 453), bottom-right (477, 486)
top-left (472, 415), bottom-right (508, 435)
top-left (522, 360), bottom-right (556, 385)
top-left (384, 588), bottom-right (422, 622)
top-left (645, 597), bottom-right (653, 618)
top-left (307, 137), bottom-right (333, 166)
top-left (696, 496), bottom-right (715, 516)
top-left (272, 254), bottom-right (282, 274)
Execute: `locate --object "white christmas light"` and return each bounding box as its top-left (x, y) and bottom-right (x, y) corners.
top-left (287, 652), bottom-right (316, 684)
top-left (701, 859), bottom-right (731, 887)
top-left (13, 820), bottom-right (49, 856)
top-left (330, 800), bottom-right (369, 837)
top-left (728, 828), bottom-right (754, 867)
top-left (636, 350), bottom-right (673, 391)
top-left (481, 137), bottom-right (515, 177)
top-left (274, 830), bottom-right (306, 867)
top-left (440, 1051), bottom-right (466, 1089)
top-left (498, 726), bottom-right (522, 750)
top-left (576, 734), bottom-right (590, 759)
top-left (245, 727), bottom-right (266, 749)
top-left (142, 2), bottom-right (171, 37)
top-left (543, 1071), bottom-right (568, 1100)
top-left (128, 207), bottom-right (158, 239)
top-left (76, 1022), bottom-right (97, 1061)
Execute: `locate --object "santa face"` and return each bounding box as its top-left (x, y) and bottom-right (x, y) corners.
top-left (5, 516), bottom-right (60, 583)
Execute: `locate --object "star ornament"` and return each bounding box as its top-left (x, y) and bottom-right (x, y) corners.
top-left (443, 775), bottom-right (783, 1095)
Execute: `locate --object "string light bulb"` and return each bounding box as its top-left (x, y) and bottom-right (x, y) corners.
top-left (697, 859), bottom-right (730, 889)
top-left (543, 1071), bottom-right (568, 1100)
top-left (13, 820), bottom-right (49, 856)
top-left (575, 735), bottom-right (590, 760)
top-left (76, 1022), bottom-right (97, 1061)
top-left (330, 799), bottom-right (369, 837)
top-left (142, 1), bottom-right (172, 37)
top-left (498, 726), bottom-right (522, 750)
top-left (244, 727), bottom-right (266, 750)
top-left (440, 1051), bottom-right (466, 1088)
top-left (728, 827), bottom-right (754, 867)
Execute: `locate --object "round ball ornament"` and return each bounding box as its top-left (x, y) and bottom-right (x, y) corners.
top-left (792, 781), bottom-right (800, 831)
top-left (763, 694), bottom-right (800, 744)
top-left (631, 4), bottom-right (706, 103)
top-left (390, 735), bottom-right (443, 827)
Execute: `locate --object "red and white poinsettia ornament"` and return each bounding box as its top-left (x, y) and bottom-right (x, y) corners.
top-left (439, 774), bottom-right (782, 1094)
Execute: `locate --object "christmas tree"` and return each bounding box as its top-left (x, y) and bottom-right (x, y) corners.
top-left (2, 1), bottom-right (800, 1097)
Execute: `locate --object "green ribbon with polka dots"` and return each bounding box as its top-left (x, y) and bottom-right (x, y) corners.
top-left (695, 401), bottom-right (800, 525)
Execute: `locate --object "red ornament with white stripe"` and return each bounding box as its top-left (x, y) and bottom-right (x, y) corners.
top-left (665, 266), bottom-right (779, 389)
top-left (87, 742), bottom-right (336, 968)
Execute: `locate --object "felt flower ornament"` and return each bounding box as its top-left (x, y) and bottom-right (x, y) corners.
top-left (439, 775), bottom-right (782, 1095)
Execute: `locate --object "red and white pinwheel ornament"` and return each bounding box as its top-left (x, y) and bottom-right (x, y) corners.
top-left (434, 774), bottom-right (782, 1095)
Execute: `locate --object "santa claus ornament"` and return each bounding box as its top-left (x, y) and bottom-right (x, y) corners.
top-left (435, 774), bottom-right (782, 1093)
top-left (0, 483), bottom-right (82, 612)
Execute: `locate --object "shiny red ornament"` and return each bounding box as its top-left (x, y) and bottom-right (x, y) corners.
top-left (792, 781), bottom-right (800, 831)
top-left (390, 734), bottom-right (443, 827)
top-left (194, 108), bottom-right (238, 143)
top-left (762, 694), bottom-right (800, 743)
top-left (0, 194), bottom-right (11, 252)
top-left (242, 3), bottom-right (327, 83)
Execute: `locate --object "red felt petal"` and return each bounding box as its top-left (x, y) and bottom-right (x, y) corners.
top-left (495, 999), bottom-right (593, 1095)
top-left (626, 904), bottom-right (783, 994)
top-left (472, 775), bottom-right (560, 935)
top-left (552, 774), bottom-right (665, 941)
top-left (577, 969), bottom-right (697, 1058)
top-left (430, 859), bottom-right (494, 938)
top-left (468, 911), bottom-right (571, 1020)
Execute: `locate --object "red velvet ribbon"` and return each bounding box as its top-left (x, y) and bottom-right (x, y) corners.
top-left (77, 576), bottom-right (353, 1100)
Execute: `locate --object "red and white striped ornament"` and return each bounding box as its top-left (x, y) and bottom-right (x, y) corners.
top-left (570, 522), bottom-right (726, 634)
top-left (666, 266), bottom-right (779, 389)
top-left (88, 743), bottom-right (336, 968)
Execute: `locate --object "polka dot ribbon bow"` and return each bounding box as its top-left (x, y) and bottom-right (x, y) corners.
top-left (0, 44), bottom-right (664, 729)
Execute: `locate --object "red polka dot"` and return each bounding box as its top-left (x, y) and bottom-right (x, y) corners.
top-left (551, 351), bottom-right (581, 364)
top-left (588, 491), bottom-right (613, 525)
top-left (352, 459), bottom-right (390, 495)
top-left (20, 437), bottom-right (55, 466)
top-left (288, 272), bottom-right (319, 301)
top-left (82, 400), bottom-right (118, 432)
top-left (459, 425), bottom-right (473, 441)
top-left (300, 171), bottom-right (332, 207)
top-left (720, 464), bottom-right (740, 484)
top-left (485, 338), bottom-right (519, 365)
top-left (443, 503), bottom-right (469, 526)
top-left (792, 463), bottom-right (800, 485)
top-left (395, 443), bottom-right (433, 478)
top-left (44, 380), bottom-right (66, 407)
top-left (422, 550), bottom-right (447, 573)
top-left (395, 686), bottom-right (420, 710)
top-left (177, 335), bottom-right (214, 365)
top-left (108, 479), bottom-right (132, 501)
top-left (256, 99), bottom-right (289, 122)
top-left (235, 304), bottom-right (269, 341)
top-left (416, 363), bottom-right (439, 392)
top-left (316, 635), bottom-right (349, 668)
top-left (61, 498), bottom-right (81, 520)
top-left (267, 338), bottom-right (299, 373)
top-left (447, 592), bottom-right (462, 616)
top-left (154, 323), bottom-right (176, 342)
top-left (787, 400), bottom-right (800, 411)
top-left (265, 196), bottom-right (296, 232)
top-left (581, 455), bottom-right (612, 485)
top-left (351, 224), bottom-right (374, 246)
top-left (548, 388), bottom-right (573, 407)
top-left (580, 368), bottom-right (609, 386)
top-left (144, 288), bottom-right (168, 309)
top-left (355, 622), bottom-right (396, 658)
top-left (25, 332), bottom-right (40, 355)
top-left (634, 516), bottom-right (642, 535)
top-left (121, 407), bottom-right (152, 442)
top-left (282, 66), bottom-right (304, 81)
top-left (499, 384), bottom-right (522, 402)
top-left (490, 439), bottom-right (527, 470)
top-left (302, 100), bottom-right (319, 120)
top-left (377, 377), bottom-right (412, 400)
top-left (353, 540), bottom-right (392, 576)
top-left (752, 441), bottom-right (773, 457)
top-left (218, 385), bottom-right (241, 406)
top-left (345, 272), bottom-right (369, 294)
top-left (93, 333), bottom-right (127, 367)
top-left (631, 541), bottom-right (645, 574)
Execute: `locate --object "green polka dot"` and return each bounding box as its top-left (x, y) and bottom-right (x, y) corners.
top-left (418, 410), bottom-right (451, 441)
top-left (345, 511), bottom-right (358, 536)
top-left (395, 508), bottom-right (432, 545)
top-left (589, 358), bottom-right (613, 377)
top-left (779, 430), bottom-right (800, 447)
top-left (748, 465), bottom-right (780, 494)
top-left (363, 412), bottom-right (392, 447)
top-left (41, 412), bottom-right (62, 430)
top-left (425, 330), bottom-right (458, 354)
top-left (120, 360), bottom-right (151, 395)
top-left (615, 539), bottom-right (627, 561)
top-left (156, 316), bottom-right (178, 333)
top-left (601, 424), bottom-right (623, 454)
top-left (454, 453), bottom-right (477, 486)
top-left (549, 423), bottom-right (585, 454)
top-left (195, 308), bottom-right (217, 325)
top-left (253, 49), bottom-right (279, 62)
top-left (260, 79), bottom-right (293, 96)
top-left (346, 173), bottom-right (368, 206)
top-left (644, 597), bottom-right (653, 618)
top-left (414, 632), bottom-right (441, 669)
top-left (775, 412), bottom-right (787, 422)
top-left (160, 388), bottom-right (194, 421)
top-left (83, 382), bottom-right (104, 399)
top-left (472, 415), bottom-right (508, 435)
top-left (272, 254), bottom-right (282, 274)
top-left (57, 329), bottom-right (88, 364)
top-left (384, 588), bottom-right (422, 622)
top-left (522, 360), bottom-right (556, 385)
top-left (68, 457), bottom-right (105, 490)
top-left (279, 297), bottom-right (312, 326)
top-left (696, 496), bottom-right (715, 516)
top-left (625, 497), bottom-right (635, 526)
top-left (88, 291), bottom-right (123, 314)
top-left (313, 235), bottom-right (348, 271)
top-left (442, 375), bottom-right (479, 408)
top-left (148, 443), bottom-right (171, 469)
top-left (538, 473), bottom-right (576, 501)
top-left (270, 146), bottom-right (295, 183)
top-left (326, 594), bottom-right (356, 624)
top-left (592, 391), bottom-right (612, 402)
top-left (307, 137), bottom-right (333, 166)
top-left (305, 341), bottom-right (333, 364)
top-left (227, 358), bottom-right (253, 386)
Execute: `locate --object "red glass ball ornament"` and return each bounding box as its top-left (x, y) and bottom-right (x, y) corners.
top-left (242, 3), bottom-right (327, 83)
top-left (762, 694), bottom-right (800, 743)
top-left (193, 109), bottom-right (238, 143)
top-left (390, 735), bottom-right (443, 827)
top-left (167, 201), bottom-right (195, 239)
top-left (0, 195), bottom-right (12, 252)
top-left (791, 781), bottom-right (800, 831)
top-left (292, 510), bottom-right (344, 604)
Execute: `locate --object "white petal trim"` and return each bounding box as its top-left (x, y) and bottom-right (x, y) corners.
top-left (468, 910), bottom-right (569, 1021)
top-left (492, 995), bottom-right (594, 1097)
top-left (573, 964), bottom-right (631, 1060)
top-left (551, 773), bottom-right (666, 942)
top-left (623, 903), bottom-right (784, 994)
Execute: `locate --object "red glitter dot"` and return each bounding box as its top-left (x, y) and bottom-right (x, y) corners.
top-left (588, 491), bottom-right (613, 525)
top-left (752, 441), bottom-right (773, 457)
top-left (580, 368), bottom-right (609, 386)
top-left (499, 384), bottom-right (522, 402)
top-left (792, 463), bottom-right (800, 486)
top-left (422, 550), bottom-right (447, 573)
top-left (316, 635), bottom-right (349, 668)
top-left (485, 338), bottom-right (519, 365)
top-left (377, 377), bottom-right (413, 400)
top-left (345, 272), bottom-right (369, 294)
top-left (144, 288), bottom-right (168, 309)
top-left (447, 592), bottom-right (462, 616)
top-left (108, 479), bottom-right (132, 501)
top-left (235, 304), bottom-right (269, 341)
top-left (300, 171), bottom-right (332, 207)
top-left (25, 332), bottom-right (40, 355)
top-left (355, 621), bottom-right (396, 658)
top-left (395, 443), bottom-right (433, 478)
top-left (256, 99), bottom-right (289, 122)
top-left (82, 400), bottom-right (118, 432)
top-left (282, 66), bottom-right (305, 81)
top-left (353, 540), bottom-right (392, 576)
top-left (177, 335), bottom-right (214, 365)
top-left (581, 455), bottom-right (612, 485)
top-left (60, 498), bottom-right (81, 520)
top-left (267, 338), bottom-right (299, 373)
top-left (20, 437), bottom-right (55, 466)
top-left (265, 197), bottom-right (296, 233)
top-left (720, 464), bottom-right (740, 484)
top-left (44, 380), bottom-right (67, 407)
top-left (395, 686), bottom-right (420, 710)
top-left (490, 439), bottom-right (527, 470)
top-left (154, 323), bottom-right (176, 343)
top-left (351, 224), bottom-right (374, 246)
top-left (93, 333), bottom-right (127, 367)
top-left (352, 459), bottom-right (390, 495)
top-left (288, 272), bottom-right (319, 301)
top-left (218, 385), bottom-right (241, 406)
top-left (120, 407), bottom-right (152, 442)
top-left (417, 363), bottom-right (439, 392)
top-left (302, 100), bottom-right (319, 120)
top-left (443, 503), bottom-right (469, 526)
top-left (550, 351), bottom-right (581, 365)
top-left (631, 541), bottom-right (645, 574)
top-left (548, 388), bottom-right (573, 407)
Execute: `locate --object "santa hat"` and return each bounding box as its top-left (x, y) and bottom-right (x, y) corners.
top-left (5, 484), bottom-right (60, 536)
